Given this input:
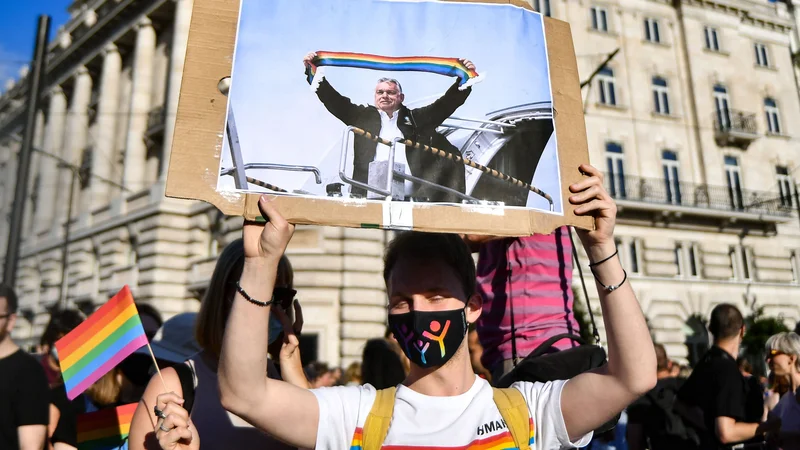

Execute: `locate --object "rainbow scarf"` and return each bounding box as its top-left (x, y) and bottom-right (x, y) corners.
top-left (55, 286), bottom-right (148, 400)
top-left (77, 403), bottom-right (136, 450)
top-left (305, 51), bottom-right (482, 91)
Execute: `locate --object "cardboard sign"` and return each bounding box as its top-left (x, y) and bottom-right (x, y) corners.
top-left (165, 0), bottom-right (593, 235)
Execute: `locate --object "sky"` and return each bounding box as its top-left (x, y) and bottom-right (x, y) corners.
top-left (219, 0), bottom-right (563, 213)
top-left (0, 1), bottom-right (72, 92)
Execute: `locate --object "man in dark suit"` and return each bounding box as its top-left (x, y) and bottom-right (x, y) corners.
top-left (304, 52), bottom-right (474, 202)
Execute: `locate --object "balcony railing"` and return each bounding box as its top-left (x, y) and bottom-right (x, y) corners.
top-left (604, 173), bottom-right (792, 218)
top-left (713, 109), bottom-right (758, 148)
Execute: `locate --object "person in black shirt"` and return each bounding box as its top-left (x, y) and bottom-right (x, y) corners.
top-left (627, 343), bottom-right (697, 450)
top-left (0, 284), bottom-right (50, 450)
top-left (676, 303), bottom-right (780, 449)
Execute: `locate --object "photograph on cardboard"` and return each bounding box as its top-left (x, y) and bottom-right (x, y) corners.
top-left (218, 0), bottom-right (562, 214)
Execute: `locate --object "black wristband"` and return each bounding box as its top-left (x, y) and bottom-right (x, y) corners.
top-left (591, 268), bottom-right (627, 292)
top-left (588, 248), bottom-right (618, 267)
top-left (235, 281), bottom-right (274, 307)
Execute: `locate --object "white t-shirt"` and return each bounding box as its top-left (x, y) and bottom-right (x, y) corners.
top-left (312, 375), bottom-right (592, 450)
top-left (375, 109), bottom-right (413, 196)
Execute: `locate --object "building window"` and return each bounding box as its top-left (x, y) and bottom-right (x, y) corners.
top-left (662, 150), bottom-right (681, 204)
top-left (533, 0), bottom-right (551, 17)
top-left (619, 238), bottom-right (641, 274)
top-left (644, 18), bottom-right (661, 43)
top-left (791, 250), bottom-right (798, 283)
top-left (777, 166), bottom-right (793, 208)
top-left (754, 43), bottom-right (770, 67)
top-left (652, 76), bottom-right (670, 115)
top-left (591, 6), bottom-right (609, 32)
top-left (742, 247), bottom-right (753, 280)
top-left (765, 97), bottom-right (782, 134)
top-left (597, 67), bottom-right (617, 106)
top-left (675, 243), bottom-right (685, 276)
top-left (704, 26), bottom-right (720, 51)
top-left (687, 243), bottom-right (699, 277)
top-left (606, 142), bottom-right (626, 198)
top-left (628, 239), bottom-right (641, 274)
top-left (675, 242), bottom-right (699, 278)
top-left (730, 245), bottom-right (754, 280)
top-left (714, 84), bottom-right (731, 130)
top-left (725, 156), bottom-right (744, 210)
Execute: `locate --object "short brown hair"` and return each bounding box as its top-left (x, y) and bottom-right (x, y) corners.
top-left (0, 284), bottom-right (18, 314)
top-left (383, 232), bottom-right (476, 300)
top-left (654, 343), bottom-right (669, 372)
top-left (195, 239), bottom-right (294, 359)
top-left (709, 303), bottom-right (744, 340)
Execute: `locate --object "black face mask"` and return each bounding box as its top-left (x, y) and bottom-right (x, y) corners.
top-left (388, 308), bottom-right (468, 368)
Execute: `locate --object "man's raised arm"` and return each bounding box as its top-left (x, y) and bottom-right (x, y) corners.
top-left (304, 51), bottom-right (363, 125)
top-left (560, 165), bottom-right (657, 441)
top-left (218, 196), bottom-right (319, 449)
top-left (413, 58), bottom-right (476, 127)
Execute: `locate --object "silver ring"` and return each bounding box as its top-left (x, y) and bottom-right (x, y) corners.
top-left (159, 423), bottom-right (172, 433)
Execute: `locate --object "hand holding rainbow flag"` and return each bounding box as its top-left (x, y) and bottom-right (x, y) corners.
top-left (55, 285), bottom-right (160, 400)
top-left (304, 51), bottom-right (484, 91)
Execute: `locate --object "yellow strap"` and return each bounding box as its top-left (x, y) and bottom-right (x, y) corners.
top-left (492, 387), bottom-right (531, 450)
top-left (362, 387), bottom-right (396, 450)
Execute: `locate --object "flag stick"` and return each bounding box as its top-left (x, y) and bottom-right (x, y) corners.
top-left (145, 341), bottom-right (170, 393)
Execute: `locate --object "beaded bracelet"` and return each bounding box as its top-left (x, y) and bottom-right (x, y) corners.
top-left (235, 281), bottom-right (274, 307)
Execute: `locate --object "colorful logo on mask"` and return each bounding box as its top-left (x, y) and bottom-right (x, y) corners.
top-left (422, 320), bottom-right (450, 357)
top-left (387, 309), bottom-right (466, 369)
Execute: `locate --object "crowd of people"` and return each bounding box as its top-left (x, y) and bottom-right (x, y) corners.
top-left (0, 164), bottom-right (799, 449)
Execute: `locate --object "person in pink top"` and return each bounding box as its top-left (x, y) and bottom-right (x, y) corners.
top-left (463, 227), bottom-right (581, 381)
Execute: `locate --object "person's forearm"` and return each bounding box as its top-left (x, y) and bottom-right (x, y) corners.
top-left (219, 259), bottom-right (279, 415)
top-left (588, 242), bottom-right (656, 395)
top-left (717, 421), bottom-right (760, 444)
top-left (280, 356), bottom-right (311, 389)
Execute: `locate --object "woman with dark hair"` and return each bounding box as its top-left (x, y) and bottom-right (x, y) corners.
top-left (361, 338), bottom-right (407, 390)
top-left (129, 239), bottom-right (307, 450)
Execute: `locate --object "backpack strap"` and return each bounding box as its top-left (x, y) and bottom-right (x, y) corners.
top-left (362, 387), bottom-right (396, 450)
top-left (173, 361), bottom-right (196, 414)
top-left (492, 387), bottom-right (531, 450)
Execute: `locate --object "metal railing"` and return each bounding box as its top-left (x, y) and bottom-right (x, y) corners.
top-left (604, 173), bottom-right (792, 217)
top-left (713, 109), bottom-right (758, 135)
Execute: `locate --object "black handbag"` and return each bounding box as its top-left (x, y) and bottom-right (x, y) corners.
top-left (492, 230), bottom-right (621, 435)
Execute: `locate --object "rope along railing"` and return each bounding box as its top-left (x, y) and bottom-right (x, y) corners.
top-left (349, 127), bottom-right (553, 206)
top-left (245, 176), bottom-right (287, 193)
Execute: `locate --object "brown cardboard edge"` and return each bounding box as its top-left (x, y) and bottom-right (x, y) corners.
top-left (165, 0), bottom-right (594, 236)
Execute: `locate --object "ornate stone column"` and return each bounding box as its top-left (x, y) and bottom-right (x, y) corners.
top-left (56, 67), bottom-right (92, 222)
top-left (90, 43), bottom-right (122, 209)
top-left (36, 87), bottom-right (67, 235)
top-left (123, 17), bottom-right (156, 193)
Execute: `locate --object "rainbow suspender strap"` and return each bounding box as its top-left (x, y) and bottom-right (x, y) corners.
top-left (305, 51), bottom-right (483, 91)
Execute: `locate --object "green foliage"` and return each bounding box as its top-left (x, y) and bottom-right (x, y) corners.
top-left (741, 306), bottom-right (790, 377)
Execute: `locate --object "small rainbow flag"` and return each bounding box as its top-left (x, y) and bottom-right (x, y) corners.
top-left (305, 51), bottom-right (482, 91)
top-left (77, 403), bottom-right (136, 450)
top-left (55, 286), bottom-right (148, 400)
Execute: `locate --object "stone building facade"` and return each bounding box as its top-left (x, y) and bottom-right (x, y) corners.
top-left (1, 0), bottom-right (800, 366)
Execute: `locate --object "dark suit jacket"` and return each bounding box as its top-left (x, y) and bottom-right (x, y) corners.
top-left (315, 78), bottom-right (470, 202)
